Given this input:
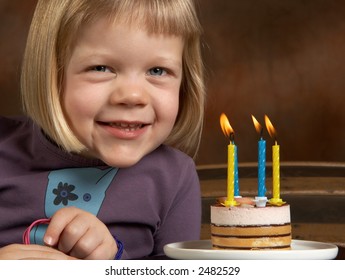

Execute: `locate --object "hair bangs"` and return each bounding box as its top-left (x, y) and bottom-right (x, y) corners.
top-left (104, 0), bottom-right (202, 38)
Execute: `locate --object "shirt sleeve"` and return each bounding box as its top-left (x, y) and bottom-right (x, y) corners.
top-left (151, 159), bottom-right (202, 256)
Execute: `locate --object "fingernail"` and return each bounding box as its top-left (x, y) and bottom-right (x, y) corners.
top-left (44, 235), bottom-right (54, 246)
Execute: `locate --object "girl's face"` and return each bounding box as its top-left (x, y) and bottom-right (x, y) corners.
top-left (62, 18), bottom-right (183, 167)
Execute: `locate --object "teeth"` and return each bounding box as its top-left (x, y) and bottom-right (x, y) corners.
top-left (109, 122), bottom-right (143, 131)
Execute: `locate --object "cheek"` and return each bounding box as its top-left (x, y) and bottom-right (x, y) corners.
top-left (158, 95), bottom-right (179, 132)
top-left (169, 91), bottom-right (180, 120)
top-left (171, 100), bottom-right (180, 124)
top-left (62, 88), bottom-right (97, 145)
top-left (62, 84), bottom-right (98, 123)
top-left (62, 91), bottom-right (82, 125)
top-left (60, 98), bottom-right (94, 151)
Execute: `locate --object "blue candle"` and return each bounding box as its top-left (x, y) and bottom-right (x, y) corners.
top-left (234, 145), bottom-right (240, 197)
top-left (252, 115), bottom-right (267, 198)
top-left (258, 138), bottom-right (266, 197)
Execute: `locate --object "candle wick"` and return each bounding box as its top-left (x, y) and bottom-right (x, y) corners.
top-left (230, 132), bottom-right (235, 143)
top-left (257, 127), bottom-right (263, 141)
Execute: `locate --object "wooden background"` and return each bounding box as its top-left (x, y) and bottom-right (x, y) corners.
top-left (2, 0), bottom-right (345, 166)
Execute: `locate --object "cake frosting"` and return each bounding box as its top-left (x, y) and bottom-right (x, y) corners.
top-left (210, 200), bottom-right (291, 250)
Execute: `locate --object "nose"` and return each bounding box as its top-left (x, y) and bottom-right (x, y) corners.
top-left (109, 75), bottom-right (149, 107)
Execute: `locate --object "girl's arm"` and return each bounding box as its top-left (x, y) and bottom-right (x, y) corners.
top-left (0, 244), bottom-right (76, 260)
top-left (152, 161), bottom-right (202, 256)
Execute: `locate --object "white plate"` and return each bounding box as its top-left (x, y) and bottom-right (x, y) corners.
top-left (164, 239), bottom-right (338, 260)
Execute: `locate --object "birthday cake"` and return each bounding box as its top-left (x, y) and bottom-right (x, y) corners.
top-left (210, 198), bottom-right (291, 250)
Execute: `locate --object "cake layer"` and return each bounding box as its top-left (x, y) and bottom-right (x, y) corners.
top-left (211, 204), bottom-right (291, 226)
top-left (211, 235), bottom-right (291, 249)
top-left (212, 244), bottom-right (291, 250)
top-left (211, 224), bottom-right (291, 237)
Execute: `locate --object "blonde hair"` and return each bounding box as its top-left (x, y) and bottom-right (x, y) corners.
top-left (21, 0), bottom-right (205, 159)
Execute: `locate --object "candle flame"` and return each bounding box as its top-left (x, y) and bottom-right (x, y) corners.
top-left (264, 115), bottom-right (277, 140)
top-left (251, 115), bottom-right (263, 136)
top-left (220, 113), bottom-right (234, 140)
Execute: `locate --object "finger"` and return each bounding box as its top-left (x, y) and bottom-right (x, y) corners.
top-left (83, 239), bottom-right (117, 260)
top-left (44, 207), bottom-right (80, 247)
top-left (78, 229), bottom-right (117, 260)
top-left (68, 227), bottom-right (103, 259)
top-left (57, 215), bottom-right (89, 254)
top-left (66, 222), bottom-right (117, 260)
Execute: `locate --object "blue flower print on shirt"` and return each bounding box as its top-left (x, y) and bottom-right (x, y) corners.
top-left (52, 182), bottom-right (79, 206)
top-left (45, 167), bottom-right (118, 217)
top-left (29, 167), bottom-right (118, 245)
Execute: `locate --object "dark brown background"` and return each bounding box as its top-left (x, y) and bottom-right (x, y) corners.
top-left (2, 0), bottom-right (345, 166)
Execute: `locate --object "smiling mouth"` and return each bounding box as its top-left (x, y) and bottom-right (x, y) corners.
top-left (106, 122), bottom-right (146, 132)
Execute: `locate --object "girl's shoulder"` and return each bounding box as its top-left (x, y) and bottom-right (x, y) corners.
top-left (148, 145), bottom-right (195, 166)
top-left (134, 145), bottom-right (197, 182)
top-left (0, 115), bottom-right (33, 136)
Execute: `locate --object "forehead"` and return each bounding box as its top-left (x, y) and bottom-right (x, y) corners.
top-left (59, 1), bottom-right (198, 67)
top-left (75, 0), bottom-right (197, 38)
top-left (73, 17), bottom-right (184, 57)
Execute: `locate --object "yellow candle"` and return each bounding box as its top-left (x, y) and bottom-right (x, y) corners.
top-left (272, 142), bottom-right (280, 200)
top-left (220, 113), bottom-right (238, 207)
top-left (265, 115), bottom-right (285, 206)
top-left (269, 141), bottom-right (284, 205)
top-left (225, 142), bottom-right (236, 206)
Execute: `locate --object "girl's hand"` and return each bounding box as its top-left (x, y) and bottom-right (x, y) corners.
top-left (0, 244), bottom-right (76, 260)
top-left (44, 207), bottom-right (117, 260)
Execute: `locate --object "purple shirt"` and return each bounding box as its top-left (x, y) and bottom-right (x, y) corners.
top-left (0, 116), bottom-right (201, 259)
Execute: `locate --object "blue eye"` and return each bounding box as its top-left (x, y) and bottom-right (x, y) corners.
top-left (149, 67), bottom-right (166, 76)
top-left (92, 65), bottom-right (109, 72)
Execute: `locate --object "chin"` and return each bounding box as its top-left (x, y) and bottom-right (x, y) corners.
top-left (102, 155), bottom-right (143, 168)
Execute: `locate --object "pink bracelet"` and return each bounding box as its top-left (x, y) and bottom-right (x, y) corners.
top-left (23, 218), bottom-right (51, 245)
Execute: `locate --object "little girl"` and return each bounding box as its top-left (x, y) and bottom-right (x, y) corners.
top-left (0, 0), bottom-right (205, 259)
